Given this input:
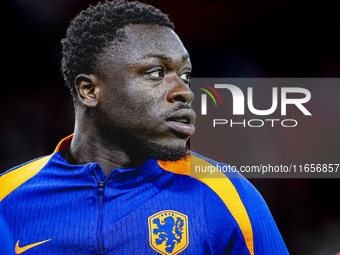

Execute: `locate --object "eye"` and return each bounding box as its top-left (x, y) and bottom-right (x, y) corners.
top-left (179, 72), bottom-right (191, 82)
top-left (149, 70), bottom-right (164, 78)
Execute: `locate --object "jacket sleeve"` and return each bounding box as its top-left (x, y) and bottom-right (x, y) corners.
top-left (230, 177), bottom-right (290, 254)
top-left (0, 213), bottom-right (15, 255)
top-left (204, 184), bottom-right (252, 255)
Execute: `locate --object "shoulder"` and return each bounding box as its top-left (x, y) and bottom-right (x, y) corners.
top-left (186, 151), bottom-right (258, 205)
top-left (158, 151), bottom-right (289, 254)
top-left (0, 155), bottom-right (52, 202)
top-left (190, 152), bottom-right (258, 254)
top-left (192, 152), bottom-right (290, 254)
top-left (158, 152), bottom-right (255, 253)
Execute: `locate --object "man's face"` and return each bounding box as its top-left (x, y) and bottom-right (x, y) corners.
top-left (96, 24), bottom-right (195, 161)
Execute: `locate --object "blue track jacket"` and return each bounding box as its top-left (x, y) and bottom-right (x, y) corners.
top-left (0, 135), bottom-right (289, 254)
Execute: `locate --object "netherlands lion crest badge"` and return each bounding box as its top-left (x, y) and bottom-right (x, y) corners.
top-left (148, 210), bottom-right (189, 255)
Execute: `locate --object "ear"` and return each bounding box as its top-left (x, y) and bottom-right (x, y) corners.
top-left (74, 74), bottom-right (100, 108)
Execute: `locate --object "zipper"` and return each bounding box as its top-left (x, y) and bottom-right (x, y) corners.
top-left (97, 181), bottom-right (105, 253)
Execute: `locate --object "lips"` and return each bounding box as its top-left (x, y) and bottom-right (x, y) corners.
top-left (166, 109), bottom-right (196, 136)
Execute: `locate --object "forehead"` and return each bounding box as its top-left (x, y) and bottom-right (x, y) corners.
top-left (105, 24), bottom-right (189, 65)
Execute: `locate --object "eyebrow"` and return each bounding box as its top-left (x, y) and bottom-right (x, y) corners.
top-left (142, 53), bottom-right (190, 62)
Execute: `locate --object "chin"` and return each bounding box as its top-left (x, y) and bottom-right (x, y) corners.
top-left (140, 139), bottom-right (189, 161)
top-left (150, 146), bottom-right (189, 161)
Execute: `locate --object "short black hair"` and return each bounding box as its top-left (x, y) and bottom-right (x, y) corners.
top-left (61, 0), bottom-right (174, 100)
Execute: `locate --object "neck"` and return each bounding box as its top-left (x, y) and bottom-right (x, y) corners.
top-left (64, 125), bottom-right (148, 177)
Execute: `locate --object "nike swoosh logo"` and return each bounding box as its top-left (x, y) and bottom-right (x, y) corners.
top-left (15, 239), bottom-right (51, 254)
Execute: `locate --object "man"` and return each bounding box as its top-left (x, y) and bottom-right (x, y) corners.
top-left (0, 1), bottom-right (289, 254)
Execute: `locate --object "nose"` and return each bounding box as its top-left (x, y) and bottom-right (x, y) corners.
top-left (166, 79), bottom-right (194, 105)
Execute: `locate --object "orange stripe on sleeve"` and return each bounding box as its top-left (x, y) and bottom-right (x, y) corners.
top-left (158, 155), bottom-right (254, 255)
top-left (0, 156), bottom-right (52, 202)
